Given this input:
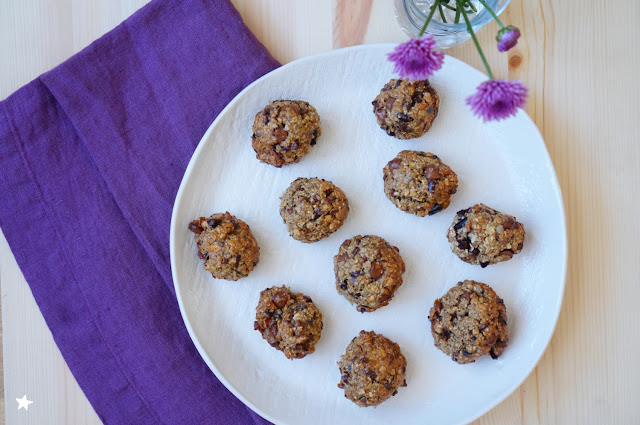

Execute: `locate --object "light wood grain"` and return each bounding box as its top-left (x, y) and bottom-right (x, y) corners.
top-left (2, 0), bottom-right (640, 424)
top-left (333, 0), bottom-right (374, 48)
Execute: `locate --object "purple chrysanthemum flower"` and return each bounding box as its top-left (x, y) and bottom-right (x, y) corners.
top-left (388, 35), bottom-right (444, 80)
top-left (496, 25), bottom-right (521, 52)
top-left (466, 79), bottom-right (528, 122)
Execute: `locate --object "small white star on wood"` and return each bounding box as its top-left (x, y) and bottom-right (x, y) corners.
top-left (16, 394), bottom-right (34, 411)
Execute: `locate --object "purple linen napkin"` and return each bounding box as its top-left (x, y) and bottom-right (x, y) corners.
top-left (0, 0), bottom-right (280, 423)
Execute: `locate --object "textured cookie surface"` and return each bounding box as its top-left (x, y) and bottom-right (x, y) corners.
top-left (337, 330), bottom-right (407, 407)
top-left (372, 79), bottom-right (439, 139)
top-left (252, 100), bottom-right (321, 167)
top-left (383, 150), bottom-right (458, 216)
top-left (188, 212), bottom-right (260, 281)
top-left (334, 235), bottom-right (405, 312)
top-left (280, 177), bottom-right (349, 243)
top-left (447, 204), bottom-right (525, 267)
top-left (254, 285), bottom-right (323, 359)
top-left (428, 280), bottom-right (509, 364)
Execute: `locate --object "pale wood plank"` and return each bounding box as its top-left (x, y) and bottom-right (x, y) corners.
top-left (362, 0), bottom-right (408, 44)
top-left (333, 0), bottom-right (374, 48)
top-left (233, 0), bottom-right (333, 64)
top-left (542, 1), bottom-right (639, 423)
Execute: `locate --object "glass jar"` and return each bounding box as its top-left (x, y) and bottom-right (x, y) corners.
top-left (394, 0), bottom-right (512, 48)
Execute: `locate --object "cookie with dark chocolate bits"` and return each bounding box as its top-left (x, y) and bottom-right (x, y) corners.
top-left (280, 177), bottom-right (349, 243)
top-left (334, 235), bottom-right (405, 313)
top-left (383, 150), bottom-right (458, 216)
top-left (447, 204), bottom-right (525, 267)
top-left (428, 280), bottom-right (509, 364)
top-left (337, 330), bottom-right (407, 407)
top-left (252, 100), bottom-right (321, 167)
top-left (372, 79), bottom-right (439, 139)
top-left (188, 212), bottom-right (260, 281)
top-left (254, 285), bottom-right (323, 359)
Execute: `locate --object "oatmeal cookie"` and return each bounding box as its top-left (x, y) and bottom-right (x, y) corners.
top-left (254, 285), bottom-right (323, 359)
top-left (337, 330), bottom-right (407, 407)
top-left (188, 212), bottom-right (260, 281)
top-left (372, 79), bottom-right (439, 139)
top-left (334, 235), bottom-right (405, 313)
top-left (428, 280), bottom-right (509, 364)
top-left (280, 177), bottom-right (349, 243)
top-left (252, 100), bottom-right (321, 167)
top-left (447, 204), bottom-right (525, 267)
top-left (383, 150), bottom-right (458, 216)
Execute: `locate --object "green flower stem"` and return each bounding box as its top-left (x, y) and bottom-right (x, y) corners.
top-left (438, 3), bottom-right (447, 23)
top-left (467, 1), bottom-right (477, 13)
top-left (418, 1), bottom-right (440, 37)
top-left (443, 2), bottom-right (475, 13)
top-left (457, 0), bottom-right (494, 79)
top-left (477, 0), bottom-right (504, 28)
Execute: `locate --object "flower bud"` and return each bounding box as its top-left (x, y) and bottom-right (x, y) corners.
top-left (496, 25), bottom-right (521, 52)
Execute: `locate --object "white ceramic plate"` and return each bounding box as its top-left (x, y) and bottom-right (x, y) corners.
top-left (170, 44), bottom-right (567, 425)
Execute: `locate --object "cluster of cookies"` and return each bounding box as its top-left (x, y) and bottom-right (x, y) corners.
top-left (188, 79), bottom-right (526, 408)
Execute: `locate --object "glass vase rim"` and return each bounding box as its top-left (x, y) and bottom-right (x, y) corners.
top-left (406, 0), bottom-right (512, 32)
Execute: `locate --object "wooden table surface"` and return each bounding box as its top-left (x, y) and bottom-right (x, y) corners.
top-left (2, 0), bottom-right (639, 424)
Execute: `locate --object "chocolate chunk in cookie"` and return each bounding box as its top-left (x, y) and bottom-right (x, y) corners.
top-left (334, 235), bottom-right (405, 312)
top-left (254, 285), bottom-right (323, 359)
top-left (383, 150), bottom-right (458, 217)
top-left (428, 280), bottom-right (509, 364)
top-left (280, 177), bottom-right (349, 243)
top-left (252, 100), bottom-right (321, 167)
top-left (447, 204), bottom-right (525, 267)
top-left (188, 212), bottom-right (260, 281)
top-left (372, 79), bottom-right (439, 139)
top-left (337, 330), bottom-right (407, 407)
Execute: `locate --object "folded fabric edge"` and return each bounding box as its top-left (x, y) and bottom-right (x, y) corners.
top-left (0, 84), bottom-right (161, 424)
top-left (0, 0), bottom-right (281, 423)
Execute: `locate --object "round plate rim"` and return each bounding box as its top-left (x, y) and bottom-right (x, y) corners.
top-left (170, 43), bottom-right (568, 425)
